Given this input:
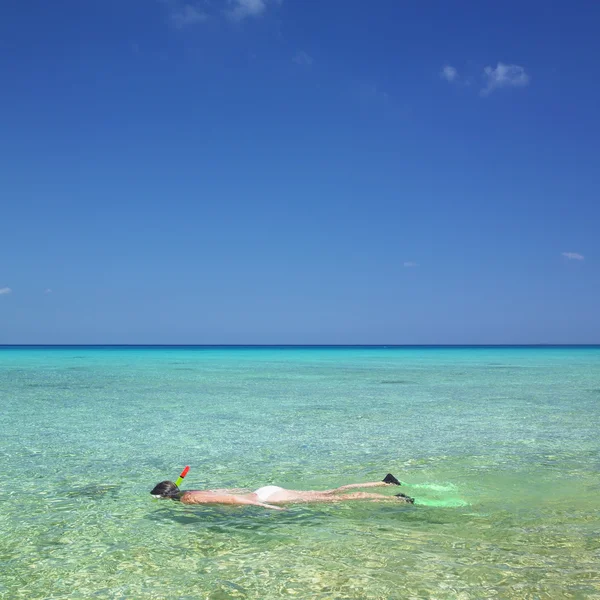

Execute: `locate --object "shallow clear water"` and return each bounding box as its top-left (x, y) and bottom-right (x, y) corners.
top-left (1, 346), bottom-right (599, 599)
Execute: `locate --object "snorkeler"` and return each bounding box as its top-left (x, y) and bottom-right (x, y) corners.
top-left (150, 473), bottom-right (414, 510)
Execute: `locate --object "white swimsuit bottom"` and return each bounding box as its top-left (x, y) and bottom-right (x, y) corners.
top-left (254, 485), bottom-right (284, 502)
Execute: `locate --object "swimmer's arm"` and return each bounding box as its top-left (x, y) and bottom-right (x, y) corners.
top-left (180, 491), bottom-right (284, 510)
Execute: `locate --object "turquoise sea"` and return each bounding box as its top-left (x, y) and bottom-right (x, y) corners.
top-left (1, 346), bottom-right (599, 599)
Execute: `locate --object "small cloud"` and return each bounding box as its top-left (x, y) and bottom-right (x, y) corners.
top-left (162, 0), bottom-right (280, 26)
top-left (44, 288), bottom-right (53, 294)
top-left (293, 50), bottom-right (313, 67)
top-left (562, 252), bottom-right (584, 261)
top-left (0, 287), bottom-right (12, 295)
top-left (227, 0), bottom-right (273, 21)
top-left (441, 65), bottom-right (458, 82)
top-left (403, 262), bottom-right (418, 268)
top-left (168, 3), bottom-right (208, 28)
top-left (356, 82), bottom-right (390, 104)
top-left (482, 62), bottom-right (530, 96)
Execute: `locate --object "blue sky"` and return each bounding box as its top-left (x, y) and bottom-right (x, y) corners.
top-left (1, 0), bottom-right (599, 344)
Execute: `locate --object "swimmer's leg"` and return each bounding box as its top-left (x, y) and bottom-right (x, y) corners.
top-left (321, 474), bottom-right (402, 495)
top-left (290, 491), bottom-right (413, 504)
top-left (321, 482), bottom-right (388, 494)
top-left (341, 491), bottom-right (412, 503)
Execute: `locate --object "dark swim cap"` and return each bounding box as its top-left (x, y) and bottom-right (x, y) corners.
top-left (150, 480), bottom-right (180, 499)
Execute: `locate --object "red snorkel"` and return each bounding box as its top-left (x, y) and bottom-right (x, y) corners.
top-left (174, 465), bottom-right (190, 488)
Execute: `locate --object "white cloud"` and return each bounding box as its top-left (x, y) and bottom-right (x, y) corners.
top-left (162, 0), bottom-right (279, 27)
top-left (0, 287), bottom-right (12, 295)
top-left (562, 252), bottom-right (584, 261)
top-left (293, 50), bottom-right (313, 66)
top-left (441, 65), bottom-right (457, 82)
top-left (227, 0), bottom-right (269, 20)
top-left (482, 62), bottom-right (530, 95)
top-left (169, 3), bottom-right (208, 28)
top-left (356, 82), bottom-right (390, 104)
top-left (403, 262), bottom-right (418, 268)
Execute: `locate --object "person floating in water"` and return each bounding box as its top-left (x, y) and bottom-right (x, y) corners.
top-left (150, 474), bottom-right (414, 510)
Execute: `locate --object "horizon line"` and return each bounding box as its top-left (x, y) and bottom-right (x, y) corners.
top-left (1, 344), bottom-right (599, 348)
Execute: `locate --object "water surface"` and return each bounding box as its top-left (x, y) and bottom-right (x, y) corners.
top-left (1, 346), bottom-right (599, 598)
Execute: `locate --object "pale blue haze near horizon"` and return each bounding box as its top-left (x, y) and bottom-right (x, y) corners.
top-left (1, 1), bottom-right (599, 344)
